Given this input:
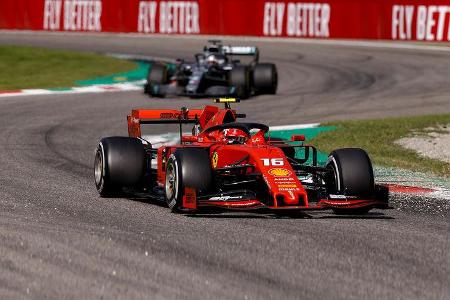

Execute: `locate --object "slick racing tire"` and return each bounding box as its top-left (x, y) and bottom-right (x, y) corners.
top-left (165, 148), bottom-right (212, 213)
top-left (326, 148), bottom-right (375, 215)
top-left (146, 63), bottom-right (168, 96)
top-left (147, 63), bottom-right (168, 84)
top-left (94, 137), bottom-right (146, 197)
top-left (230, 65), bottom-right (251, 99)
top-left (253, 63), bottom-right (278, 95)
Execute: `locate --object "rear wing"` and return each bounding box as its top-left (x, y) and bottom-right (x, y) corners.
top-left (127, 102), bottom-right (246, 140)
top-left (223, 46), bottom-right (259, 63)
top-left (127, 108), bottom-right (202, 138)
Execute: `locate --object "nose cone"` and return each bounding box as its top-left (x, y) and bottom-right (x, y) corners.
top-left (251, 147), bottom-right (308, 207)
top-left (273, 191), bottom-right (307, 206)
top-left (271, 175), bottom-right (307, 206)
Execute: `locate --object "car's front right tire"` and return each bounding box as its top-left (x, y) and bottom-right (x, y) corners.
top-left (326, 148), bottom-right (375, 215)
top-left (165, 148), bottom-right (212, 212)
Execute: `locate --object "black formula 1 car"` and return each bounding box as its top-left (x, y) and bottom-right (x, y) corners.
top-left (144, 40), bottom-right (278, 99)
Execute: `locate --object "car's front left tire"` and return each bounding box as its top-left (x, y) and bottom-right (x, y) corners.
top-left (230, 65), bottom-right (251, 99)
top-left (94, 137), bottom-right (146, 197)
top-left (253, 63), bottom-right (278, 95)
top-left (146, 63), bottom-right (168, 96)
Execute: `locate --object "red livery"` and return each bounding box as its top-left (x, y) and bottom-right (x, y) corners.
top-left (94, 99), bottom-right (388, 214)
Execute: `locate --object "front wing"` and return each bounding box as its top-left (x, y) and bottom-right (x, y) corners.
top-left (183, 189), bottom-right (389, 212)
top-left (196, 198), bottom-right (388, 211)
top-left (146, 83), bottom-right (235, 98)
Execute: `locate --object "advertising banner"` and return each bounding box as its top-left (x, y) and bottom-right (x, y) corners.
top-left (1, 0), bottom-right (450, 42)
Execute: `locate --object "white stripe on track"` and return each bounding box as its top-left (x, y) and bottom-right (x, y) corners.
top-left (141, 123), bottom-right (320, 146)
top-left (269, 123), bottom-right (320, 130)
top-left (0, 81), bottom-right (144, 98)
top-left (3, 30), bottom-right (450, 53)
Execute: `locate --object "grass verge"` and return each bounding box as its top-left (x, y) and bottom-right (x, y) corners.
top-left (309, 114), bottom-right (450, 178)
top-left (0, 45), bottom-right (136, 90)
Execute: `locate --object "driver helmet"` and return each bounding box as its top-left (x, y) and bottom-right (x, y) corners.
top-left (206, 54), bottom-right (226, 66)
top-left (221, 128), bottom-right (249, 144)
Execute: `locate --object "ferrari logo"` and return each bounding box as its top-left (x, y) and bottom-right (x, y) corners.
top-left (212, 152), bottom-right (219, 168)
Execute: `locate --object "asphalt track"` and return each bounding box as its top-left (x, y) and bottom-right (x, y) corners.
top-left (0, 31), bottom-right (449, 299)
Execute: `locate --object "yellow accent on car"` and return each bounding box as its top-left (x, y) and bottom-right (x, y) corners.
top-left (212, 152), bottom-right (219, 168)
top-left (214, 98), bottom-right (240, 103)
top-left (277, 184), bottom-right (298, 188)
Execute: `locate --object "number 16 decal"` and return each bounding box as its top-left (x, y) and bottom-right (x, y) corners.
top-left (261, 158), bottom-right (284, 166)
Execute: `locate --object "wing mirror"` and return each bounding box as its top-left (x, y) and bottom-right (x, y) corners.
top-left (291, 134), bottom-right (305, 142)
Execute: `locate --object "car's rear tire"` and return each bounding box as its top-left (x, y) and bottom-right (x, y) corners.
top-left (326, 148), bottom-right (375, 215)
top-left (253, 63), bottom-right (278, 95)
top-left (94, 137), bottom-right (146, 197)
top-left (165, 148), bottom-right (212, 212)
top-left (230, 65), bottom-right (251, 99)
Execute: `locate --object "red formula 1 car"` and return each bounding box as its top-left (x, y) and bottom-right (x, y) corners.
top-left (94, 99), bottom-right (388, 215)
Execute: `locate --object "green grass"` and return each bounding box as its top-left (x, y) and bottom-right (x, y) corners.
top-left (0, 45), bottom-right (136, 90)
top-left (309, 114), bottom-right (450, 178)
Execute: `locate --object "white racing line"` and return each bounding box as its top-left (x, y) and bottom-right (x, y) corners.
top-left (115, 33), bottom-right (450, 53)
top-left (0, 81), bottom-right (145, 98)
top-left (375, 166), bottom-right (450, 199)
top-left (141, 123), bottom-right (320, 146)
top-left (3, 30), bottom-right (450, 52)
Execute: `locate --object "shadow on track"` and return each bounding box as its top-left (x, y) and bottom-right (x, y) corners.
top-left (123, 190), bottom-right (394, 220)
top-left (316, 211), bottom-right (394, 220)
top-left (187, 210), bottom-right (394, 220)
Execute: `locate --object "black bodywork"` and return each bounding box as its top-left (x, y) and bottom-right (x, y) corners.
top-left (144, 40), bottom-right (277, 99)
